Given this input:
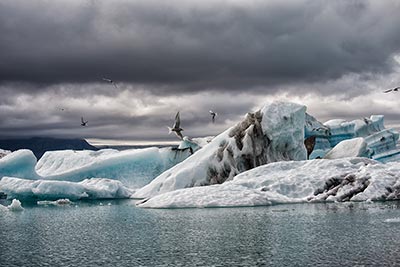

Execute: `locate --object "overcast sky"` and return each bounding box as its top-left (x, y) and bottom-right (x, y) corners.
top-left (1, 0), bottom-right (400, 144)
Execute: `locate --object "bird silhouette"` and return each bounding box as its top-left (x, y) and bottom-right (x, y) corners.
top-left (167, 111), bottom-right (184, 140)
top-left (102, 77), bottom-right (118, 88)
top-left (383, 87), bottom-right (400, 93)
top-left (81, 117), bottom-right (88, 127)
top-left (209, 110), bottom-right (217, 123)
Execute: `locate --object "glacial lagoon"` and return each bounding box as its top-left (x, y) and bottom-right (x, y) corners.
top-left (2, 200), bottom-right (400, 267)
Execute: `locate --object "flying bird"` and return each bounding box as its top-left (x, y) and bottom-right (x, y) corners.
top-left (102, 77), bottom-right (118, 88)
top-left (81, 117), bottom-right (88, 127)
top-left (167, 111), bottom-right (184, 140)
top-left (383, 87), bottom-right (400, 93)
top-left (209, 110), bottom-right (217, 123)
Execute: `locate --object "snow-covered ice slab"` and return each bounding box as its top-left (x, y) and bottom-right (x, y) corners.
top-left (323, 138), bottom-right (371, 159)
top-left (0, 177), bottom-right (133, 200)
top-left (134, 101), bottom-right (307, 198)
top-left (137, 157), bottom-right (400, 208)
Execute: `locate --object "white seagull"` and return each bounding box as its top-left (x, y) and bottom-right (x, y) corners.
top-left (167, 111), bottom-right (184, 140)
top-left (102, 77), bottom-right (118, 88)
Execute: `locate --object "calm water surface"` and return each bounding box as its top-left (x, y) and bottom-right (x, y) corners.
top-left (1, 200), bottom-right (400, 266)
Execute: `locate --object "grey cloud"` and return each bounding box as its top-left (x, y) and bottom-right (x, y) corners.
top-left (1, 0), bottom-right (400, 95)
top-left (2, 0), bottom-right (400, 142)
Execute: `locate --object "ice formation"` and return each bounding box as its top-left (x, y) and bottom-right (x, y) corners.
top-left (36, 147), bottom-right (192, 188)
top-left (323, 138), bottom-right (370, 159)
top-left (0, 149), bottom-right (11, 159)
top-left (0, 177), bottom-right (133, 200)
top-left (37, 198), bottom-right (73, 206)
top-left (137, 157), bottom-right (400, 208)
top-left (2, 101), bottom-right (400, 205)
top-left (7, 199), bottom-right (24, 211)
top-left (134, 102), bottom-right (307, 198)
top-left (0, 149), bottom-right (39, 180)
top-left (178, 136), bottom-right (214, 152)
top-left (0, 147), bottom-right (192, 189)
top-left (309, 115), bottom-right (400, 161)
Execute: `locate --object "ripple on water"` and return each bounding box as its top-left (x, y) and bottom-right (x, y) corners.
top-left (1, 201), bottom-right (400, 266)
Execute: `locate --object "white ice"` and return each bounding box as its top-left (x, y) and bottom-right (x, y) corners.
top-left (0, 149), bottom-right (40, 180)
top-left (0, 177), bottom-right (133, 200)
top-left (0, 149), bottom-right (11, 159)
top-left (0, 146), bottom-right (192, 190)
top-left (323, 138), bottom-right (371, 159)
top-left (37, 147), bottom-right (191, 188)
top-left (6, 199), bottom-right (24, 211)
top-left (134, 101), bottom-right (307, 199)
top-left (37, 198), bottom-right (73, 206)
top-left (3, 101), bottom-right (400, 204)
top-left (137, 157), bottom-right (400, 208)
top-left (311, 115), bottom-right (400, 162)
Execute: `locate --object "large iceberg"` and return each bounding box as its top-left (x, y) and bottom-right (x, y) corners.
top-left (0, 147), bottom-right (192, 189)
top-left (134, 102), bottom-right (307, 198)
top-left (137, 157), bottom-right (400, 208)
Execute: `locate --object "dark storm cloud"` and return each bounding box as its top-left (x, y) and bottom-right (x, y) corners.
top-left (2, 0), bottom-right (400, 142)
top-left (1, 0), bottom-right (400, 94)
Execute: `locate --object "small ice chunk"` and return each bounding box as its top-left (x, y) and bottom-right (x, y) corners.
top-left (37, 198), bottom-right (73, 206)
top-left (384, 218), bottom-right (400, 223)
top-left (7, 199), bottom-right (24, 211)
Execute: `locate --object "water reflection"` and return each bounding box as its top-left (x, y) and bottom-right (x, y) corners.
top-left (1, 201), bottom-right (400, 266)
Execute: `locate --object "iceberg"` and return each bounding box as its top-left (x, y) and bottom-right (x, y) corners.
top-left (2, 101), bottom-right (400, 205)
top-left (7, 199), bottom-right (24, 211)
top-left (0, 149), bottom-right (11, 159)
top-left (134, 102), bottom-right (307, 198)
top-left (310, 115), bottom-right (400, 161)
top-left (0, 149), bottom-right (40, 180)
top-left (36, 147), bottom-right (192, 188)
top-left (0, 177), bottom-right (133, 200)
top-left (137, 157), bottom-right (400, 208)
top-left (0, 147), bottom-right (192, 189)
top-left (1, 199), bottom-right (24, 212)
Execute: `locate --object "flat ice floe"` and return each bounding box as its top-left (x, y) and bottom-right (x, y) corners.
top-left (0, 147), bottom-right (192, 189)
top-left (0, 177), bottom-right (133, 200)
top-left (137, 157), bottom-right (400, 208)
